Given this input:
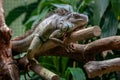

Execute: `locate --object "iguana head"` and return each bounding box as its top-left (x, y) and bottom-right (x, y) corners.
top-left (58, 12), bottom-right (88, 32)
top-left (67, 12), bottom-right (88, 27)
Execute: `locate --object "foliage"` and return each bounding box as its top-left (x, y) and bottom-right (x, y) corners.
top-left (5, 0), bottom-right (120, 80)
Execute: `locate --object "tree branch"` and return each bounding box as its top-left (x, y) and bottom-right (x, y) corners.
top-left (0, 0), bottom-right (19, 80)
top-left (70, 26), bottom-right (101, 41)
top-left (30, 64), bottom-right (60, 80)
top-left (84, 36), bottom-right (120, 61)
top-left (35, 36), bottom-right (120, 62)
top-left (84, 58), bottom-right (120, 78)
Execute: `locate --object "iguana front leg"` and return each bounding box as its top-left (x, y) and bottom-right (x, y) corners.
top-left (49, 30), bottom-right (75, 53)
top-left (27, 34), bottom-right (43, 65)
top-left (25, 34), bottom-right (43, 78)
top-left (27, 29), bottom-right (62, 65)
top-left (49, 29), bottom-right (64, 45)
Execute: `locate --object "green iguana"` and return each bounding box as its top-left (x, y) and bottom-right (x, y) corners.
top-left (26, 8), bottom-right (88, 67)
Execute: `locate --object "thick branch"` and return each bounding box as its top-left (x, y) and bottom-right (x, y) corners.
top-left (35, 36), bottom-right (120, 62)
top-left (30, 64), bottom-right (60, 80)
top-left (70, 26), bottom-right (101, 41)
top-left (12, 35), bottom-right (33, 53)
top-left (0, 0), bottom-right (19, 80)
top-left (84, 36), bottom-right (120, 61)
top-left (84, 58), bottom-right (120, 78)
top-left (0, 0), bottom-right (5, 27)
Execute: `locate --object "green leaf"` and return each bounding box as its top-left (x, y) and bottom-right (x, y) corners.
top-left (101, 9), bottom-right (118, 38)
top-left (78, 0), bottom-right (93, 12)
top-left (65, 67), bottom-right (86, 80)
top-left (52, 57), bottom-right (60, 72)
top-left (5, 6), bottom-right (26, 26)
top-left (51, 3), bottom-right (73, 12)
top-left (37, 0), bottom-right (64, 13)
top-left (37, 0), bottom-right (52, 13)
top-left (65, 68), bottom-right (71, 80)
top-left (61, 57), bottom-right (69, 75)
top-left (32, 7), bottom-right (50, 28)
top-left (25, 15), bottom-right (39, 25)
top-left (22, 2), bottom-right (39, 24)
top-left (60, 77), bottom-right (66, 80)
top-left (93, 0), bottom-right (109, 25)
top-left (25, 7), bottom-right (49, 30)
top-left (111, 0), bottom-right (120, 17)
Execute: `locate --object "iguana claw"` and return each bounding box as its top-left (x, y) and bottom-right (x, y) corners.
top-left (50, 38), bottom-right (75, 53)
top-left (24, 58), bottom-right (39, 80)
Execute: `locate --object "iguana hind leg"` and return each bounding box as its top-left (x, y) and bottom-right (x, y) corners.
top-left (27, 33), bottom-right (42, 65)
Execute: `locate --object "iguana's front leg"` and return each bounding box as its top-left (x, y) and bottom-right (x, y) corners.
top-left (49, 29), bottom-right (64, 45)
top-left (27, 34), bottom-right (43, 65)
top-left (27, 30), bottom-right (62, 65)
top-left (25, 34), bottom-right (43, 78)
top-left (49, 30), bottom-right (75, 53)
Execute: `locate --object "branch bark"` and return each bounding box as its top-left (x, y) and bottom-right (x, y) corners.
top-left (84, 36), bottom-right (120, 61)
top-left (84, 58), bottom-right (120, 78)
top-left (30, 64), bottom-right (60, 80)
top-left (70, 26), bottom-right (101, 41)
top-left (0, 0), bottom-right (19, 80)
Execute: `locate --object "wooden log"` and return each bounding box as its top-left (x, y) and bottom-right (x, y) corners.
top-left (0, 0), bottom-right (19, 80)
top-left (30, 64), bottom-right (60, 80)
top-left (84, 36), bottom-right (120, 61)
top-left (37, 36), bottom-right (120, 62)
top-left (84, 58), bottom-right (120, 78)
top-left (70, 26), bottom-right (101, 41)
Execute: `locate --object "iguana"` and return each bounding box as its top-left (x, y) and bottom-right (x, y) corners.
top-left (26, 8), bottom-right (88, 67)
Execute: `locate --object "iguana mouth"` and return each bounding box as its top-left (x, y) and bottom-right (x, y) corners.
top-left (66, 24), bottom-right (87, 34)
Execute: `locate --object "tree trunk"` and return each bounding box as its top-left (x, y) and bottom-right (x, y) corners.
top-left (0, 0), bottom-right (19, 80)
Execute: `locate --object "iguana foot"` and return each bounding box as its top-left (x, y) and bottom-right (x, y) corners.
top-left (24, 58), bottom-right (39, 80)
top-left (24, 63), bottom-right (31, 80)
top-left (49, 38), bottom-right (75, 53)
top-left (28, 58), bottom-right (39, 65)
